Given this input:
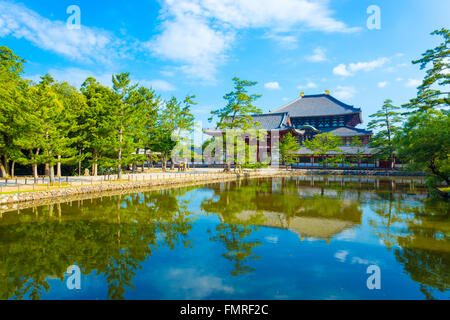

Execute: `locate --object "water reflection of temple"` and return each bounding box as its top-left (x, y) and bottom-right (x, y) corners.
top-left (231, 210), bottom-right (356, 241)
top-left (211, 178), bottom-right (364, 242)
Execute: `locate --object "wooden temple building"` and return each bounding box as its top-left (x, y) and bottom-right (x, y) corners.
top-left (205, 92), bottom-right (400, 169)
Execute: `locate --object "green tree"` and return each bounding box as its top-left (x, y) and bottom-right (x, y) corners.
top-left (111, 72), bottom-right (140, 179)
top-left (52, 81), bottom-right (86, 177)
top-left (404, 28), bottom-right (449, 112)
top-left (19, 75), bottom-right (80, 183)
top-left (350, 136), bottom-right (366, 167)
top-left (80, 77), bottom-right (119, 176)
top-left (209, 77), bottom-right (262, 171)
top-left (151, 96), bottom-right (195, 171)
top-left (395, 109), bottom-right (449, 188)
top-left (280, 133), bottom-right (300, 169)
top-left (303, 132), bottom-right (342, 168)
top-left (368, 99), bottom-right (402, 168)
top-left (0, 46), bottom-right (27, 177)
top-left (128, 86), bottom-right (160, 173)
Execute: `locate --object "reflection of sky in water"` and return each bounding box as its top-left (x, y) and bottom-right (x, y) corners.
top-left (1, 178), bottom-right (449, 300)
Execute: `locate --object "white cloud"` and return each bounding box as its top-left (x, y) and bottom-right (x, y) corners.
top-left (139, 79), bottom-right (176, 91)
top-left (264, 32), bottom-right (298, 48)
top-left (264, 81), bottom-right (281, 90)
top-left (147, 13), bottom-right (233, 80)
top-left (333, 85), bottom-right (356, 100)
top-left (297, 82), bottom-right (317, 90)
top-left (265, 235), bottom-right (279, 243)
top-left (333, 63), bottom-right (352, 76)
top-left (405, 78), bottom-right (421, 88)
top-left (0, 1), bottom-right (127, 65)
top-left (396, 77), bottom-right (403, 81)
top-left (165, 268), bottom-right (234, 299)
top-left (333, 57), bottom-right (390, 77)
top-left (306, 47), bottom-right (327, 62)
top-left (160, 69), bottom-right (176, 77)
top-left (351, 257), bottom-right (377, 265)
top-left (377, 81), bottom-right (388, 88)
top-left (149, 0), bottom-right (359, 79)
top-left (334, 250), bottom-right (349, 263)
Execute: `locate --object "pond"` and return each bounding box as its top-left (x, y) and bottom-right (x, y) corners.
top-left (0, 176), bottom-right (449, 300)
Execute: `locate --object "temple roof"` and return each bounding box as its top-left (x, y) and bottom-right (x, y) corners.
top-left (250, 112), bottom-right (291, 130)
top-left (323, 126), bottom-right (372, 137)
top-left (270, 94), bottom-right (361, 117)
top-left (210, 112), bottom-right (292, 131)
top-left (232, 210), bottom-right (356, 240)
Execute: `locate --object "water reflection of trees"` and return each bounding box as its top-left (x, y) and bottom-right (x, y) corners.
top-left (369, 196), bottom-right (450, 299)
top-left (201, 178), bottom-right (363, 275)
top-left (0, 189), bottom-right (194, 300)
top-left (201, 180), bottom-right (265, 276)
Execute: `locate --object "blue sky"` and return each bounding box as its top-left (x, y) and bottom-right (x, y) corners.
top-left (0, 0), bottom-right (449, 129)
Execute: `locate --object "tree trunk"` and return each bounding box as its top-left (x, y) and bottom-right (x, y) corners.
top-left (32, 149), bottom-right (40, 180)
top-left (78, 149), bottom-right (82, 176)
top-left (92, 151), bottom-right (98, 176)
top-left (45, 163), bottom-right (49, 176)
top-left (49, 164), bottom-right (55, 185)
top-left (11, 161), bottom-right (15, 178)
top-left (0, 160), bottom-right (6, 178)
top-left (32, 163), bottom-right (38, 180)
top-left (4, 155), bottom-right (10, 178)
top-left (57, 155), bottom-right (62, 177)
top-left (162, 153), bottom-right (168, 171)
top-left (118, 126), bottom-right (123, 180)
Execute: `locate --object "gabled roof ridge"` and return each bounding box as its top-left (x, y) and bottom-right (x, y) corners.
top-left (270, 94), bottom-right (361, 115)
top-left (322, 95), bottom-right (360, 112)
top-left (269, 97), bottom-right (302, 114)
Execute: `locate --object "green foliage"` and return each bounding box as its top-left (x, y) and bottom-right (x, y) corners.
top-left (209, 78), bottom-right (263, 169)
top-left (210, 77), bottom-right (262, 130)
top-left (280, 133), bottom-right (300, 167)
top-left (394, 28), bottom-right (450, 190)
top-left (368, 99), bottom-right (402, 164)
top-left (395, 109), bottom-right (449, 185)
top-left (150, 96), bottom-right (195, 170)
top-left (0, 46), bottom-right (27, 177)
top-left (303, 132), bottom-right (342, 167)
top-left (403, 28), bottom-right (450, 113)
top-left (349, 137), bottom-right (366, 167)
top-left (0, 45), bottom-right (196, 178)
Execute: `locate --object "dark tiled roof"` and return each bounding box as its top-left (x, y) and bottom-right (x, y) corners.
top-left (270, 94), bottom-right (361, 117)
top-left (221, 112), bottom-right (290, 130)
top-left (323, 126), bottom-right (372, 137)
top-left (250, 112), bottom-right (290, 130)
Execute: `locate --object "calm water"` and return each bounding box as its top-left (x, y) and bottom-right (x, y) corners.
top-left (0, 176), bottom-right (449, 300)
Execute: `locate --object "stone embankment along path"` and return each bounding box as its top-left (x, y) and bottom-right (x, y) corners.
top-left (0, 171), bottom-right (279, 206)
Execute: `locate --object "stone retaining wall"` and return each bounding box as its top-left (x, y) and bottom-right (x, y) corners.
top-left (0, 171), bottom-right (274, 207)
